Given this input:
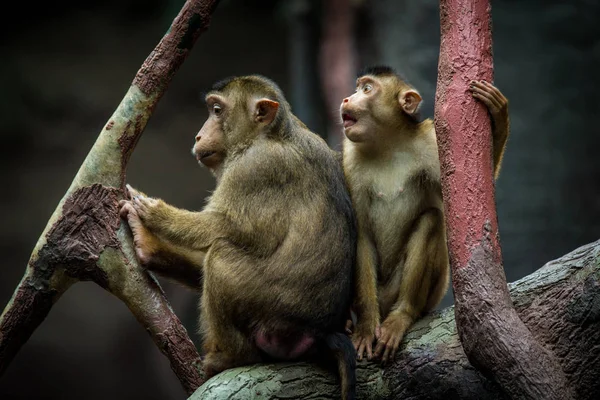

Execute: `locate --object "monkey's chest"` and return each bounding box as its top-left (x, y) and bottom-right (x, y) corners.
top-left (368, 188), bottom-right (418, 256)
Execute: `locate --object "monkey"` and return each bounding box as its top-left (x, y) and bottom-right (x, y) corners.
top-left (340, 66), bottom-right (509, 364)
top-left (120, 75), bottom-right (357, 399)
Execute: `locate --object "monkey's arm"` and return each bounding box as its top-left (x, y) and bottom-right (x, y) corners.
top-left (469, 80), bottom-right (510, 179)
top-left (374, 208), bottom-right (448, 364)
top-left (126, 186), bottom-right (229, 252)
top-left (351, 232), bottom-right (381, 361)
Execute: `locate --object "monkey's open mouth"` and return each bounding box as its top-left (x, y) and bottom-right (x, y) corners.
top-left (342, 113), bottom-right (357, 128)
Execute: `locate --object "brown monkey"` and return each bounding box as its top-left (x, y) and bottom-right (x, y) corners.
top-left (120, 75), bottom-right (357, 399)
top-left (341, 66), bottom-right (509, 363)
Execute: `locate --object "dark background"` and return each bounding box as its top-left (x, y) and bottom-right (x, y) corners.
top-left (1, 0), bottom-right (599, 398)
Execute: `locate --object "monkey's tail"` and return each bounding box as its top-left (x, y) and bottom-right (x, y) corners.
top-left (324, 332), bottom-right (356, 400)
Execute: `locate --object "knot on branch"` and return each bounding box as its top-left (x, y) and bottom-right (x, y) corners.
top-left (32, 184), bottom-right (122, 289)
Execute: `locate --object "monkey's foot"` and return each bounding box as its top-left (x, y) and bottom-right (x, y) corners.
top-left (374, 316), bottom-right (411, 364)
top-left (352, 332), bottom-right (376, 361)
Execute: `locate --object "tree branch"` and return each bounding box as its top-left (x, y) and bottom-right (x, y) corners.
top-left (189, 240), bottom-right (600, 399)
top-left (0, 0), bottom-right (220, 394)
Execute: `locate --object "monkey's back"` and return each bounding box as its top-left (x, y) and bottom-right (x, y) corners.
top-left (205, 124), bottom-right (356, 333)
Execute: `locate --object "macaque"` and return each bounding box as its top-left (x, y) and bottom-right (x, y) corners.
top-left (341, 66), bottom-right (509, 363)
top-left (120, 75), bottom-right (357, 399)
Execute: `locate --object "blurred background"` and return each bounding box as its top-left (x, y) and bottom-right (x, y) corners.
top-left (1, 0), bottom-right (599, 398)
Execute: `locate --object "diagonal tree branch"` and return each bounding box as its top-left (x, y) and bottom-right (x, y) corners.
top-left (0, 0), bottom-right (220, 394)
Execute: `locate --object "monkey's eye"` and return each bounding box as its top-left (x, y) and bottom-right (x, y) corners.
top-left (212, 103), bottom-right (222, 115)
top-left (363, 84), bottom-right (373, 94)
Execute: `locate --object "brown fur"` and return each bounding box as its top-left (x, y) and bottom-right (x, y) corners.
top-left (341, 66), bottom-right (509, 363)
top-left (120, 75), bottom-right (357, 399)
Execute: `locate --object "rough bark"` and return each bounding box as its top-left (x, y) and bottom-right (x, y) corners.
top-left (190, 240), bottom-right (600, 399)
top-left (0, 0), bottom-right (220, 395)
top-left (433, 1), bottom-right (572, 398)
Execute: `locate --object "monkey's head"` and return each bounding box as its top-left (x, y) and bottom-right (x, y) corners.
top-left (340, 66), bottom-right (422, 145)
top-left (193, 75), bottom-right (287, 172)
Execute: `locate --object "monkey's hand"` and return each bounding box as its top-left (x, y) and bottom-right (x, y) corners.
top-left (374, 314), bottom-right (411, 364)
top-left (351, 322), bottom-right (380, 361)
top-left (119, 199), bottom-right (161, 265)
top-left (124, 184), bottom-right (164, 227)
top-left (469, 80), bottom-right (509, 127)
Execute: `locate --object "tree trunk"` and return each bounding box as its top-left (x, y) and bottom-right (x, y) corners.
top-left (434, 0), bottom-right (572, 398)
top-left (189, 240), bottom-right (600, 399)
top-left (0, 0), bottom-right (220, 395)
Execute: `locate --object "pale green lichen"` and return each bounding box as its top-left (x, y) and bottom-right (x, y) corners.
top-left (69, 85), bottom-right (157, 190)
top-left (191, 366), bottom-right (283, 400)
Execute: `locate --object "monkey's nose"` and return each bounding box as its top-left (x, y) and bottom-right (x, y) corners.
top-left (343, 98), bottom-right (349, 103)
top-left (195, 135), bottom-right (201, 142)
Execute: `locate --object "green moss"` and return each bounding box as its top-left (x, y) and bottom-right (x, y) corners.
top-left (190, 366), bottom-right (283, 400)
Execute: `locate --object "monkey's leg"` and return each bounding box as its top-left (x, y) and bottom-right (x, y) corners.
top-left (374, 208), bottom-right (447, 364)
top-left (351, 233), bottom-right (380, 361)
top-left (200, 243), bottom-right (262, 377)
top-left (144, 240), bottom-right (205, 289)
top-left (201, 306), bottom-right (260, 377)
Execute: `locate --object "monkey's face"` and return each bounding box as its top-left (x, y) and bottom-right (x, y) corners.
top-left (194, 90), bottom-right (281, 172)
top-left (193, 94), bottom-right (228, 170)
top-left (341, 76), bottom-right (423, 145)
top-left (340, 76), bottom-right (399, 144)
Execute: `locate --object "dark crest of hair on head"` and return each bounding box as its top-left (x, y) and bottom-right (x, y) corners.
top-left (357, 65), bottom-right (415, 87)
top-left (357, 65), bottom-right (398, 79)
top-left (211, 75), bottom-right (285, 103)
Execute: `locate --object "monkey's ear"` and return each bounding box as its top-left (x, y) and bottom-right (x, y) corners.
top-left (399, 90), bottom-right (422, 115)
top-left (254, 99), bottom-right (280, 125)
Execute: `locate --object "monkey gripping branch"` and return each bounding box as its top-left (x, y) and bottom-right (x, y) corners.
top-left (1, 0), bottom-right (599, 399)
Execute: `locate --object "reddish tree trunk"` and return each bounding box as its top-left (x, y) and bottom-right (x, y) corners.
top-left (434, 1), bottom-right (572, 398)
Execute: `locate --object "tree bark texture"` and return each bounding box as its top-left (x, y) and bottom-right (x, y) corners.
top-left (0, 0), bottom-right (220, 395)
top-left (190, 240), bottom-right (600, 399)
top-left (434, 1), bottom-right (572, 398)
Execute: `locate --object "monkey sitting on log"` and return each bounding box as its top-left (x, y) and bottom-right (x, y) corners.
top-left (120, 75), bottom-right (357, 399)
top-left (341, 66), bottom-right (509, 364)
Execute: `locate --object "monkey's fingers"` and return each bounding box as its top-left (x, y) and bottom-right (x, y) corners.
top-left (482, 80), bottom-right (508, 105)
top-left (352, 335), bottom-right (374, 361)
top-left (119, 201), bottom-right (136, 219)
top-left (373, 329), bottom-right (387, 354)
top-left (373, 332), bottom-right (397, 365)
top-left (471, 81), bottom-right (508, 116)
top-left (471, 86), bottom-right (502, 114)
top-left (125, 184), bottom-right (141, 200)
